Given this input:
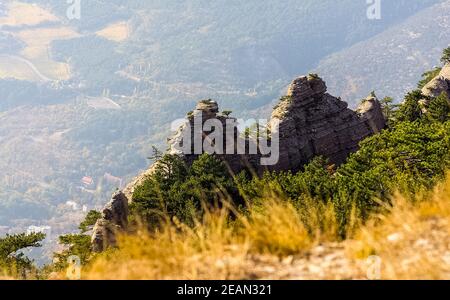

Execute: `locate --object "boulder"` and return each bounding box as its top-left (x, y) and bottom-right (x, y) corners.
top-left (357, 94), bottom-right (386, 133)
top-left (422, 64), bottom-right (450, 104)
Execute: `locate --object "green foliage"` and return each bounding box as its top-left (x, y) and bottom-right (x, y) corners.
top-left (380, 96), bottom-right (395, 126)
top-left (394, 90), bottom-right (426, 123)
top-left (418, 67), bottom-right (442, 89)
top-left (222, 110), bottom-right (233, 117)
top-left (237, 157), bottom-right (335, 204)
top-left (200, 99), bottom-right (215, 105)
top-left (79, 210), bottom-right (102, 233)
top-left (427, 92), bottom-right (450, 123)
top-left (52, 234), bottom-right (92, 271)
top-left (441, 46), bottom-right (450, 65)
top-left (51, 210), bottom-right (101, 272)
top-left (336, 120), bottom-right (450, 219)
top-left (237, 120), bottom-right (450, 236)
top-left (131, 153), bottom-right (240, 227)
top-left (308, 73), bottom-right (319, 80)
top-left (0, 232), bottom-right (45, 278)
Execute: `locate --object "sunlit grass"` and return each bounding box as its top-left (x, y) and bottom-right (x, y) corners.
top-left (84, 195), bottom-right (341, 279)
top-left (347, 175), bottom-right (450, 279)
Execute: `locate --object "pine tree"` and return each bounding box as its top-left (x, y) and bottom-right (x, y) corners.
top-left (441, 46), bottom-right (450, 65)
top-left (427, 92), bottom-right (450, 122)
top-left (0, 232), bottom-right (45, 278)
top-left (394, 90), bottom-right (424, 123)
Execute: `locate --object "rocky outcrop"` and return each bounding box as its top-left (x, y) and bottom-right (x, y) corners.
top-left (356, 94), bottom-right (386, 134)
top-left (267, 75), bottom-right (385, 171)
top-left (422, 64), bottom-right (450, 103)
top-left (92, 74), bottom-right (386, 251)
top-left (167, 99), bottom-right (261, 174)
top-left (166, 75), bottom-right (385, 174)
top-left (91, 191), bottom-right (129, 253)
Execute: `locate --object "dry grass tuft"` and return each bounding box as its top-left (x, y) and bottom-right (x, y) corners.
top-left (347, 175), bottom-right (450, 279)
top-left (85, 199), bottom-right (330, 280)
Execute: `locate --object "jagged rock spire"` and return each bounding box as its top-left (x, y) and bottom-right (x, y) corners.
top-left (269, 74), bottom-right (385, 171)
top-left (91, 191), bottom-right (129, 253)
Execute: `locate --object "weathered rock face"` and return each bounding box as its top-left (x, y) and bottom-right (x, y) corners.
top-left (422, 64), bottom-right (450, 101)
top-left (91, 191), bottom-right (129, 253)
top-left (167, 99), bottom-right (261, 174)
top-left (356, 94), bottom-right (386, 134)
top-left (166, 75), bottom-right (386, 174)
top-left (267, 75), bottom-right (385, 172)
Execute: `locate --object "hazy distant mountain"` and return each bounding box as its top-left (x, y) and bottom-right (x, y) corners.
top-left (314, 0), bottom-right (450, 106)
top-left (0, 0), bottom-right (446, 243)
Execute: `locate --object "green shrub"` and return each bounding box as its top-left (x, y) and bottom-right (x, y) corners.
top-left (131, 153), bottom-right (241, 227)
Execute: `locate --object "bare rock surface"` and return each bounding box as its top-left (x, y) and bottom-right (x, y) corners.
top-left (268, 75), bottom-right (385, 171)
top-left (422, 64), bottom-right (450, 101)
top-left (91, 191), bottom-right (129, 252)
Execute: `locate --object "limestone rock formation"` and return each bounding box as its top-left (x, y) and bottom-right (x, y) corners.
top-left (165, 76), bottom-right (386, 175)
top-left (91, 191), bottom-right (129, 253)
top-left (92, 74), bottom-right (386, 251)
top-left (268, 75), bottom-right (385, 172)
top-left (422, 64), bottom-right (450, 103)
top-left (356, 94), bottom-right (386, 134)
top-left (167, 99), bottom-right (261, 174)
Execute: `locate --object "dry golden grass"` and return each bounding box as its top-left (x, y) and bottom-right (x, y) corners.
top-left (347, 176), bottom-right (450, 280)
top-left (85, 199), bottom-right (334, 280)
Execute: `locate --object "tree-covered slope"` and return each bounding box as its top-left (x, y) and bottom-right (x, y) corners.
top-left (314, 0), bottom-right (450, 106)
top-left (0, 0), bottom-right (446, 255)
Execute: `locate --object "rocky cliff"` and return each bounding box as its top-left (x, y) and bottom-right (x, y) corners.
top-left (91, 191), bottom-right (129, 252)
top-left (91, 74), bottom-right (386, 251)
top-left (268, 75), bottom-right (385, 171)
top-left (422, 63), bottom-right (450, 102)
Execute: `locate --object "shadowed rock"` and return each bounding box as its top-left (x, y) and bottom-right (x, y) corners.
top-left (422, 64), bottom-right (450, 104)
top-left (268, 75), bottom-right (385, 172)
top-left (91, 191), bottom-right (129, 253)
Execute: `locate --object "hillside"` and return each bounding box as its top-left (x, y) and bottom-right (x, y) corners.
top-left (0, 0), bottom-right (448, 262)
top-left (314, 0), bottom-right (450, 105)
top-left (1, 32), bottom-right (449, 282)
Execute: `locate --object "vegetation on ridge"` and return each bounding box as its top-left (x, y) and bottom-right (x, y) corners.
top-left (2, 47), bottom-right (450, 280)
